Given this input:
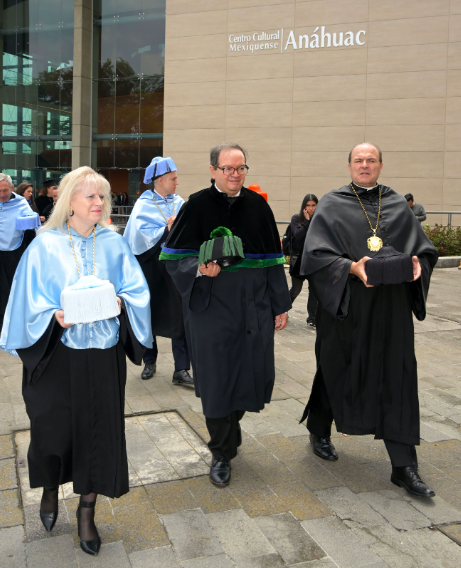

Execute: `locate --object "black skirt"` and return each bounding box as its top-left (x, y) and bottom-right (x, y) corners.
top-left (22, 340), bottom-right (129, 498)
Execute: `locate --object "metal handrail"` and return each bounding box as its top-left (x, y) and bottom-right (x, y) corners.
top-left (276, 211), bottom-right (461, 227)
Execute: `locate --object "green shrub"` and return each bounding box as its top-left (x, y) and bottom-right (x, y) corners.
top-left (424, 225), bottom-right (461, 257)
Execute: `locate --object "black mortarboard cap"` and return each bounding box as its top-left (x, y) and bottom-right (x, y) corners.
top-left (43, 179), bottom-right (57, 188)
top-left (198, 227), bottom-right (244, 268)
top-left (365, 245), bottom-right (414, 286)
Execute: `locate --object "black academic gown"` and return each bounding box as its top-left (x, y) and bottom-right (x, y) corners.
top-left (299, 183), bottom-right (438, 445)
top-left (163, 186), bottom-right (291, 418)
top-left (34, 195), bottom-right (53, 217)
top-left (135, 227), bottom-right (185, 339)
top-left (16, 307), bottom-right (145, 498)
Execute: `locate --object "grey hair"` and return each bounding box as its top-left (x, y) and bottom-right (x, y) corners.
top-left (348, 142), bottom-right (382, 164)
top-left (210, 142), bottom-right (247, 169)
top-left (0, 173), bottom-right (13, 188)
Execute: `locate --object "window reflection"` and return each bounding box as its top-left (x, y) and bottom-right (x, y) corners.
top-left (1, 0), bottom-right (74, 186)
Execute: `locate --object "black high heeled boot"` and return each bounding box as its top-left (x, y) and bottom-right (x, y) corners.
top-left (76, 498), bottom-right (101, 556)
top-left (39, 486), bottom-right (59, 532)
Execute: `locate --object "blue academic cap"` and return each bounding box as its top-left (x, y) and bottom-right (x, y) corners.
top-left (144, 157), bottom-right (177, 184)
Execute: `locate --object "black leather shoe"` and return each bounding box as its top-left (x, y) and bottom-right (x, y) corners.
top-left (310, 433), bottom-right (338, 461)
top-left (306, 318), bottom-right (316, 327)
top-left (39, 486), bottom-right (58, 532)
top-left (391, 466), bottom-right (435, 498)
top-left (76, 500), bottom-right (101, 556)
top-left (172, 370), bottom-right (194, 385)
top-left (39, 508), bottom-right (58, 532)
top-left (209, 458), bottom-right (231, 486)
top-left (141, 363), bottom-right (156, 380)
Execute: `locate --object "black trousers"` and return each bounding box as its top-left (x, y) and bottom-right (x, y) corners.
top-left (289, 276), bottom-right (318, 320)
top-left (307, 372), bottom-right (417, 468)
top-left (206, 410), bottom-right (245, 461)
top-left (143, 337), bottom-right (190, 371)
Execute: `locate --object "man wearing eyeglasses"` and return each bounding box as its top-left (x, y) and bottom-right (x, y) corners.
top-left (161, 142), bottom-right (291, 487)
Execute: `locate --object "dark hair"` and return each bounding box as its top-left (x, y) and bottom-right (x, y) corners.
top-left (16, 182), bottom-right (36, 207)
top-left (405, 193), bottom-right (414, 202)
top-left (298, 194), bottom-right (318, 226)
top-left (348, 142), bottom-right (382, 164)
top-left (210, 142), bottom-right (247, 170)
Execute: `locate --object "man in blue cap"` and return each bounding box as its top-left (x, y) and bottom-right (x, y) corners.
top-left (124, 157), bottom-right (193, 384)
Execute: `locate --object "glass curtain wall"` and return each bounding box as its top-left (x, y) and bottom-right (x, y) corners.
top-left (92, 0), bottom-right (165, 199)
top-left (1, 0), bottom-right (74, 189)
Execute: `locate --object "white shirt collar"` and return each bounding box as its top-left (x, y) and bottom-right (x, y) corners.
top-left (353, 182), bottom-right (379, 191)
top-left (213, 182), bottom-right (241, 197)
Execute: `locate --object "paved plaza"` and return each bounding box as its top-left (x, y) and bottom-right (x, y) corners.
top-left (1, 268), bottom-right (461, 567)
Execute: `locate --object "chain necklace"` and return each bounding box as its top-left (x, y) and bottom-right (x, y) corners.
top-left (350, 183), bottom-right (383, 251)
top-left (67, 222), bottom-right (96, 277)
top-left (152, 192), bottom-right (175, 224)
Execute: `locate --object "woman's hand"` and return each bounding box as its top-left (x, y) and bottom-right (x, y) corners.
top-left (55, 310), bottom-right (73, 328)
top-left (199, 262), bottom-right (221, 277)
top-left (303, 208), bottom-right (310, 221)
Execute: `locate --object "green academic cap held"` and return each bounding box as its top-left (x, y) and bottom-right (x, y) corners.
top-left (198, 227), bottom-right (244, 268)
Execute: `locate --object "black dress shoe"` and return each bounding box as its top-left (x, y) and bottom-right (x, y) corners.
top-left (306, 318), bottom-right (316, 327)
top-left (391, 466), bottom-right (435, 498)
top-left (76, 500), bottom-right (101, 556)
top-left (209, 458), bottom-right (231, 486)
top-left (310, 433), bottom-right (338, 461)
top-left (39, 486), bottom-right (58, 532)
top-left (172, 370), bottom-right (194, 385)
top-left (141, 363), bottom-right (156, 380)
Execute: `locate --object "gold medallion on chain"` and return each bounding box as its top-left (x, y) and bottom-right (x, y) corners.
top-left (350, 184), bottom-right (383, 251)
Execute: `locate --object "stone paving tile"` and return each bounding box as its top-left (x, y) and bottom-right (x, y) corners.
top-left (112, 487), bottom-right (169, 554)
top-left (0, 525), bottom-right (26, 568)
top-left (184, 476), bottom-right (241, 514)
top-left (320, 455), bottom-right (391, 494)
top-left (402, 493), bottom-right (461, 526)
top-left (360, 490), bottom-right (431, 531)
top-left (129, 545), bottom-right (182, 568)
top-left (232, 554), bottom-right (285, 568)
top-left (165, 412), bottom-right (211, 464)
top-left (330, 435), bottom-right (392, 465)
top-left (241, 451), bottom-right (298, 485)
top-left (255, 433), bottom-right (304, 462)
top-left (283, 457), bottom-right (344, 492)
top-left (125, 417), bottom-right (179, 484)
top-left (287, 560), bottom-right (338, 568)
top-left (269, 481), bottom-right (332, 521)
top-left (177, 408), bottom-right (209, 444)
top-left (161, 509), bottom-right (223, 561)
top-left (0, 489), bottom-right (23, 528)
top-left (228, 478), bottom-right (288, 518)
top-left (302, 516), bottom-right (382, 568)
top-left (26, 534), bottom-right (77, 568)
top-left (0, 458), bottom-right (17, 490)
top-left (139, 414), bottom-right (209, 478)
top-left (206, 508), bottom-right (275, 561)
top-left (420, 421), bottom-right (454, 442)
top-left (417, 439), bottom-right (461, 469)
top-left (0, 434), bottom-right (14, 459)
top-left (438, 523), bottom-right (461, 546)
top-left (315, 487), bottom-right (386, 527)
top-left (145, 480), bottom-right (197, 515)
top-left (255, 512), bottom-right (326, 565)
top-left (181, 553), bottom-right (234, 568)
top-left (408, 527), bottom-right (461, 567)
top-left (424, 420), bottom-right (461, 442)
top-left (75, 540), bottom-right (131, 567)
top-left (23, 503), bottom-right (72, 543)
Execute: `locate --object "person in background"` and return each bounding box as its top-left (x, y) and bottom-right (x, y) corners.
top-left (289, 195), bottom-right (318, 327)
top-left (42, 185), bottom-right (59, 221)
top-left (16, 183), bottom-right (45, 223)
top-left (405, 193), bottom-right (426, 223)
top-left (35, 180), bottom-right (57, 217)
top-left (122, 191), bottom-right (130, 206)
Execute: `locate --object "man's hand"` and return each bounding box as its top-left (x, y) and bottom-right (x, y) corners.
top-left (199, 262), bottom-right (221, 277)
top-left (116, 297), bottom-right (122, 311)
top-left (350, 257), bottom-right (373, 287)
top-left (275, 313), bottom-right (288, 331)
top-left (167, 215), bottom-right (177, 231)
top-left (411, 256), bottom-right (421, 281)
top-left (55, 310), bottom-right (73, 328)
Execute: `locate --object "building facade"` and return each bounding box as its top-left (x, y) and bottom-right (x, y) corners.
top-left (1, 1), bottom-right (460, 223)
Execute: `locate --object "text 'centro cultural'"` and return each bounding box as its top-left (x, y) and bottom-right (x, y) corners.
top-left (228, 27), bottom-right (366, 54)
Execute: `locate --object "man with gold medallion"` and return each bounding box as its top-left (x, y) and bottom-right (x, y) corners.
top-left (299, 143), bottom-right (438, 498)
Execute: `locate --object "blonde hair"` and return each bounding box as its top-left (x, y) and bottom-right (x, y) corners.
top-left (39, 167), bottom-right (115, 233)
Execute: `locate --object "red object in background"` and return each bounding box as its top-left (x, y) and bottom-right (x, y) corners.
top-left (248, 184), bottom-right (268, 202)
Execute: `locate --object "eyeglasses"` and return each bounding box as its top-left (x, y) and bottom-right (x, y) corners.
top-left (216, 165), bottom-right (249, 176)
